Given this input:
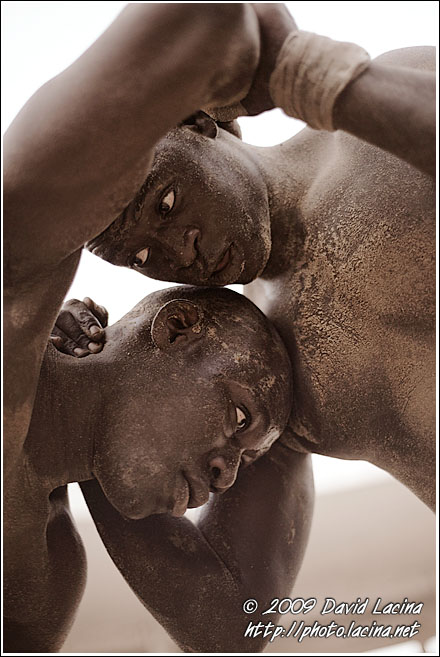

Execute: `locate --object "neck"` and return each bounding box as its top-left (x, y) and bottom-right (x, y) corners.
top-left (25, 344), bottom-right (100, 489)
top-left (246, 128), bottom-right (334, 278)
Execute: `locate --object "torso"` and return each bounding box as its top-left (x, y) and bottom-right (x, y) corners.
top-left (246, 127), bottom-right (435, 508)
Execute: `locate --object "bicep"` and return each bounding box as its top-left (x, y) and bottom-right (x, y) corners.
top-left (80, 478), bottom-right (242, 652)
top-left (4, 4), bottom-right (258, 285)
top-left (4, 5), bottom-right (192, 282)
top-left (4, 484), bottom-right (86, 652)
top-left (334, 59), bottom-right (435, 177)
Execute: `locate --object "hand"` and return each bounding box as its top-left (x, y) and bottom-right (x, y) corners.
top-left (50, 297), bottom-right (108, 358)
top-left (241, 3), bottom-right (298, 116)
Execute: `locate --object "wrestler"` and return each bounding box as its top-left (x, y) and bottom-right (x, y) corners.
top-left (5, 285), bottom-right (309, 652)
top-left (4, 4), bottom-right (313, 652)
top-left (69, 6), bottom-right (435, 509)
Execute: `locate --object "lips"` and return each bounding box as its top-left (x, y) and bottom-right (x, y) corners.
top-left (185, 471), bottom-right (210, 508)
top-left (213, 245), bottom-right (232, 275)
top-left (170, 477), bottom-right (190, 517)
top-left (170, 472), bottom-right (209, 517)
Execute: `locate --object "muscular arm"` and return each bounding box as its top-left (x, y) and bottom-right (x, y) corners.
top-left (239, 6), bottom-right (435, 177)
top-left (5, 4), bottom-right (258, 283)
top-left (4, 3), bottom-right (259, 470)
top-left (80, 443), bottom-right (313, 652)
top-left (334, 58), bottom-right (435, 177)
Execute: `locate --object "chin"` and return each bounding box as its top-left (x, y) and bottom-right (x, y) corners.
top-left (237, 269), bottom-right (261, 285)
top-left (98, 476), bottom-right (164, 520)
top-left (111, 495), bottom-right (156, 520)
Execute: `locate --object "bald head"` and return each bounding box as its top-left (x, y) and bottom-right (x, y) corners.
top-left (87, 113), bottom-right (271, 287)
top-left (92, 286), bottom-right (293, 519)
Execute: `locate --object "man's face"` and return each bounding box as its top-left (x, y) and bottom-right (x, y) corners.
top-left (93, 289), bottom-right (292, 520)
top-left (87, 124), bottom-right (272, 286)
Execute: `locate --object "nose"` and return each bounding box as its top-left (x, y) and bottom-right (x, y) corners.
top-left (179, 228), bottom-right (200, 268)
top-left (208, 453), bottom-right (241, 492)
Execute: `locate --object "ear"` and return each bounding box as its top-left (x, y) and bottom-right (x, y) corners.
top-left (180, 110), bottom-right (218, 139)
top-left (151, 299), bottom-right (205, 350)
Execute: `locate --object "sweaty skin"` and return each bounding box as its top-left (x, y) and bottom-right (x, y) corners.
top-left (83, 45), bottom-right (435, 509)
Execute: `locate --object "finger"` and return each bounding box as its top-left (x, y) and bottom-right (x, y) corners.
top-left (63, 298), bottom-right (107, 340)
top-left (50, 328), bottom-right (90, 358)
top-left (49, 335), bottom-right (64, 349)
top-left (55, 309), bottom-right (100, 352)
top-left (83, 297), bottom-right (109, 329)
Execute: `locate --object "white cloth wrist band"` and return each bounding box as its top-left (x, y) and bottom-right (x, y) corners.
top-left (269, 30), bottom-right (370, 131)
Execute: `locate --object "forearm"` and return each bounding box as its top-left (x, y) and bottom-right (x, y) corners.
top-left (80, 444), bottom-right (313, 652)
top-left (267, 28), bottom-right (434, 177)
top-left (198, 445), bottom-right (313, 612)
top-left (4, 3), bottom-right (258, 285)
top-left (334, 63), bottom-right (435, 177)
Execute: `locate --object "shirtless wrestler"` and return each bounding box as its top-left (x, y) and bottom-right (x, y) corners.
top-left (69, 5), bottom-right (435, 509)
top-left (4, 285), bottom-right (306, 653)
top-left (4, 4), bottom-right (313, 652)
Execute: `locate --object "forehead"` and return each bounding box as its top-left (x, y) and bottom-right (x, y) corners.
top-left (193, 327), bottom-right (288, 405)
top-left (152, 130), bottom-right (202, 175)
top-left (149, 129), bottom-right (234, 190)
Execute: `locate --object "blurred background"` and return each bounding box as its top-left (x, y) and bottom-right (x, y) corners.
top-left (2, 1), bottom-right (437, 653)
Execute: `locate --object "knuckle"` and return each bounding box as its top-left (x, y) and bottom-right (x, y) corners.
top-left (63, 298), bottom-right (81, 309)
top-left (77, 333), bottom-right (92, 349)
top-left (78, 309), bottom-right (98, 325)
top-left (56, 309), bottom-right (71, 324)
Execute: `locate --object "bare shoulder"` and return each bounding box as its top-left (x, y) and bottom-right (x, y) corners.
top-left (374, 46), bottom-right (435, 72)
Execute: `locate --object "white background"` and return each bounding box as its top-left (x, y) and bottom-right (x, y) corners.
top-left (2, 1), bottom-right (438, 513)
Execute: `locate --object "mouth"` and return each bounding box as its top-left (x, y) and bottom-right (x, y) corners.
top-left (184, 471), bottom-right (210, 508)
top-left (209, 244), bottom-right (244, 285)
top-left (170, 476), bottom-right (190, 517)
top-left (213, 245), bottom-right (232, 274)
top-left (170, 472), bottom-right (210, 517)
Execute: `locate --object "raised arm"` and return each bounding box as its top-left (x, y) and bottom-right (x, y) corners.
top-left (225, 5), bottom-right (435, 177)
top-left (80, 442), bottom-right (313, 653)
top-left (333, 51), bottom-right (435, 177)
top-left (4, 3), bottom-right (259, 285)
top-left (4, 4), bottom-right (259, 471)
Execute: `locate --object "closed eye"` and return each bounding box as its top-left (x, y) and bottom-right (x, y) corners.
top-left (159, 189), bottom-right (175, 216)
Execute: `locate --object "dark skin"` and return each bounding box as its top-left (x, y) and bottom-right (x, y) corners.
top-left (66, 6), bottom-right (435, 510)
top-left (5, 1), bottom-right (435, 650)
top-left (5, 286), bottom-right (307, 652)
top-left (4, 4), bottom-right (315, 652)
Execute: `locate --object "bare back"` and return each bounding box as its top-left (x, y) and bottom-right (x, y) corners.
top-left (246, 47), bottom-right (435, 508)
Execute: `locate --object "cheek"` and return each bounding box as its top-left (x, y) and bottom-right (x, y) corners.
top-left (241, 211), bottom-right (271, 258)
top-left (93, 396), bottom-right (178, 518)
top-left (94, 432), bottom-right (171, 519)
